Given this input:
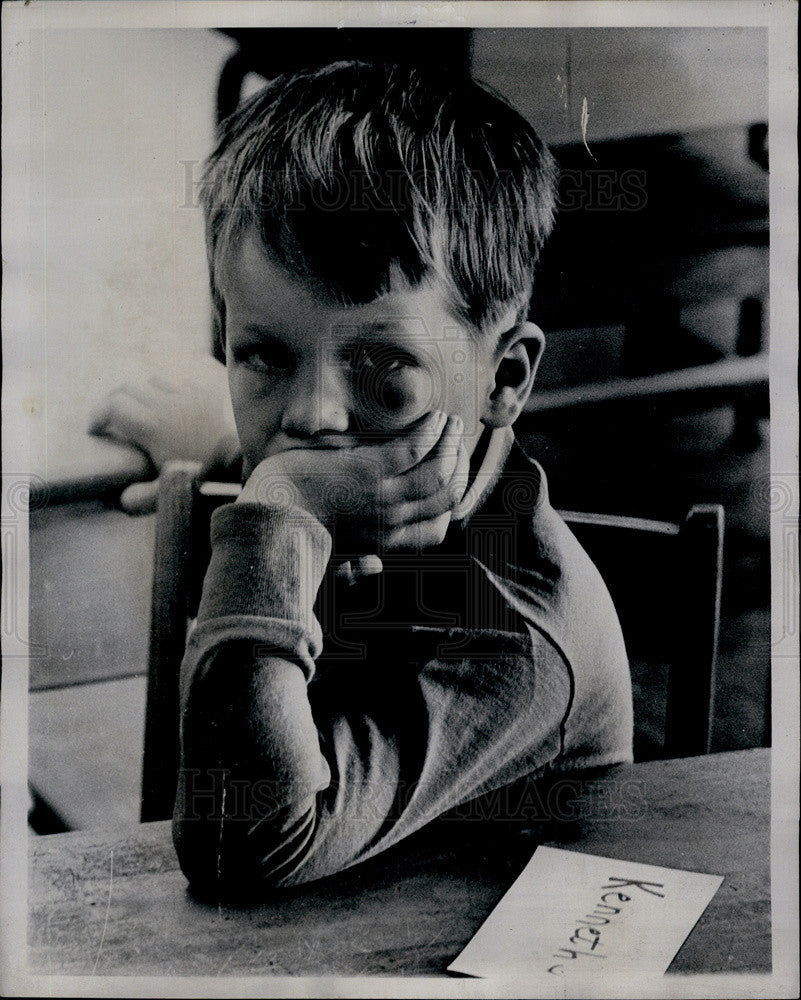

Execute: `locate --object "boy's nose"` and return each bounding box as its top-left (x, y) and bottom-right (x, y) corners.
top-left (280, 361), bottom-right (350, 439)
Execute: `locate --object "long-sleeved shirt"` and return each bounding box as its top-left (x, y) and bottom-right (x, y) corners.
top-left (172, 430), bottom-right (633, 894)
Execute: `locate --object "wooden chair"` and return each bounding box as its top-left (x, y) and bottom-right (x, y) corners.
top-left (561, 506), bottom-right (723, 763)
top-left (140, 463), bottom-right (237, 821)
top-left (141, 463), bottom-right (724, 820)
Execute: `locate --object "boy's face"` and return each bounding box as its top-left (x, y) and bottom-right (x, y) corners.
top-left (220, 229), bottom-right (503, 474)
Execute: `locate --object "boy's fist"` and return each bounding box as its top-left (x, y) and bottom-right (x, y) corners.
top-left (237, 410), bottom-right (470, 553)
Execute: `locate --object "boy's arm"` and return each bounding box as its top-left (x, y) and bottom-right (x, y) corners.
top-left (173, 500), bottom-right (333, 890)
top-left (172, 498), bottom-right (577, 894)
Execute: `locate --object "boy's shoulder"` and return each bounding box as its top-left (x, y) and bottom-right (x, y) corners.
top-left (460, 434), bottom-right (582, 588)
top-left (474, 436), bottom-right (633, 766)
top-left (463, 436), bottom-right (627, 657)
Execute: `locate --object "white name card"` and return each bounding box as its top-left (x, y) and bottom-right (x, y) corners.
top-left (448, 847), bottom-right (723, 982)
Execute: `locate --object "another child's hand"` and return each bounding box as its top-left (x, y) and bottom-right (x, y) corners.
top-left (88, 355), bottom-right (237, 514)
top-left (238, 410), bottom-right (470, 553)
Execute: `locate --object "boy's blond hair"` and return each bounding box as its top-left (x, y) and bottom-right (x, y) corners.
top-left (202, 61), bottom-right (557, 341)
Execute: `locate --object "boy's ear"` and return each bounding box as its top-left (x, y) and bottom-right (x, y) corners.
top-left (482, 322), bottom-right (545, 429)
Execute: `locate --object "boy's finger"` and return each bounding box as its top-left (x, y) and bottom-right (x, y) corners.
top-left (356, 554), bottom-right (384, 576)
top-left (372, 410), bottom-right (447, 477)
top-left (384, 511), bottom-right (452, 551)
top-left (334, 555), bottom-right (383, 585)
top-left (383, 437), bottom-right (470, 526)
top-left (382, 415), bottom-right (464, 506)
top-left (414, 413), bottom-right (464, 491)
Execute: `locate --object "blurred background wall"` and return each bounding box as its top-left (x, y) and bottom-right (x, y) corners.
top-left (12, 29), bottom-right (234, 426)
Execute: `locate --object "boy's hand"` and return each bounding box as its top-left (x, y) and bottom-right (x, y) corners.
top-left (238, 411), bottom-right (470, 553)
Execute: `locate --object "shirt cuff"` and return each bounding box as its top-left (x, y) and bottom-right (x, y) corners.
top-left (195, 501), bottom-right (332, 675)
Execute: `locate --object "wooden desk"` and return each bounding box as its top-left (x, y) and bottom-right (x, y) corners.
top-left (28, 749), bottom-right (770, 978)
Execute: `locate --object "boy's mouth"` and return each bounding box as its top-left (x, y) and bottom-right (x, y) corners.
top-left (266, 435), bottom-right (360, 454)
top-left (269, 431), bottom-right (404, 453)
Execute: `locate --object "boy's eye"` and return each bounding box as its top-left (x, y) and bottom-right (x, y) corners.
top-left (347, 343), bottom-right (420, 413)
top-left (347, 343), bottom-right (415, 379)
top-left (236, 345), bottom-right (291, 372)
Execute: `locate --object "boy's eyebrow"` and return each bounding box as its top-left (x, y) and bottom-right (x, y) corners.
top-left (240, 323), bottom-right (297, 349)
top-left (238, 324), bottom-right (298, 357)
top-left (365, 320), bottom-right (412, 337)
top-left (241, 322), bottom-right (282, 339)
top-left (355, 319), bottom-right (430, 345)
top-left (328, 318), bottom-right (404, 335)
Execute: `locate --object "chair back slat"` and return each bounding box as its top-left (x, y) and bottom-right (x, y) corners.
top-left (561, 505), bottom-right (723, 760)
top-left (664, 504), bottom-right (724, 757)
top-left (141, 463), bottom-right (200, 822)
top-left (142, 469), bottom-right (241, 821)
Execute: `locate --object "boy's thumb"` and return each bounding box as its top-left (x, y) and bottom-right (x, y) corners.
top-left (119, 480), bottom-right (159, 516)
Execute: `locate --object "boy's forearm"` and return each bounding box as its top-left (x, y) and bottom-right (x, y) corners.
top-left (174, 649), bottom-right (330, 892)
top-left (191, 501), bottom-right (331, 668)
top-left (173, 501), bottom-right (332, 893)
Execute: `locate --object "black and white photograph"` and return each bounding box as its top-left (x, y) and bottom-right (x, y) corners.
top-left (1, 1), bottom-right (797, 996)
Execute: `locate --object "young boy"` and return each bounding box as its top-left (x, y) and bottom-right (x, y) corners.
top-left (150, 62), bottom-right (632, 894)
